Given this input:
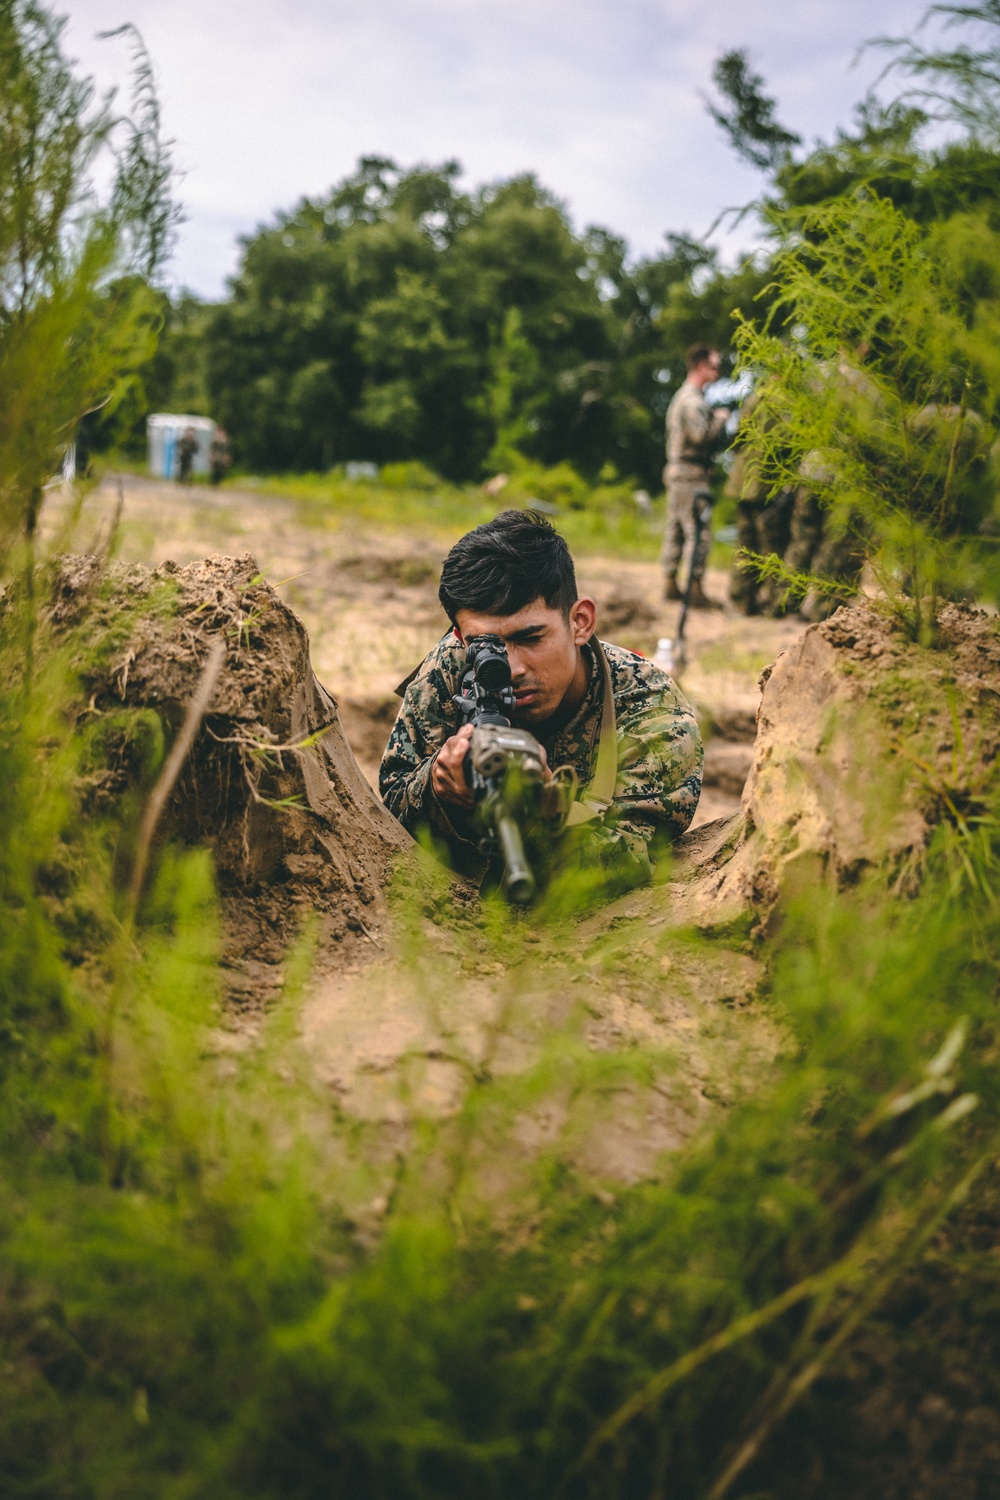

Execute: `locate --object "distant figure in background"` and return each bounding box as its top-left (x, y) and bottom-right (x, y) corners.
top-left (662, 344), bottom-right (730, 609)
top-left (726, 388), bottom-right (794, 616)
top-left (727, 467), bottom-right (794, 616)
top-left (176, 425), bottom-right (198, 485)
top-left (210, 426), bottom-right (231, 487)
top-left (783, 454), bottom-right (830, 581)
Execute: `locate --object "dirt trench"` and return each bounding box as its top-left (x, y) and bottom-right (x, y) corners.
top-left (51, 529), bottom-right (1000, 1214)
top-left (275, 587), bottom-right (1000, 1200)
top-left (63, 476), bottom-right (806, 826)
top-left (279, 597), bottom-right (1000, 1235)
top-left (47, 543), bottom-right (789, 1211)
top-left (52, 552), bottom-right (414, 1009)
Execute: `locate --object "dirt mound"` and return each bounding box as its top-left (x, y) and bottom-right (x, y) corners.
top-left (672, 598), bottom-right (1000, 930)
top-left (52, 553), bottom-right (413, 1003)
top-left (595, 588), bottom-right (658, 633)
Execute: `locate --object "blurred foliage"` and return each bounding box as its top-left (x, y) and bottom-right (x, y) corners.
top-left (735, 195), bottom-right (1000, 635)
top-left (707, 49), bottom-right (802, 171)
top-left (0, 0), bottom-right (175, 550)
top-left (3, 588), bottom-right (1000, 1496)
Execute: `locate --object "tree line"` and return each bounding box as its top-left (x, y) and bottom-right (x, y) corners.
top-left (122, 11), bottom-right (1000, 500)
top-left (133, 163), bottom-right (759, 487)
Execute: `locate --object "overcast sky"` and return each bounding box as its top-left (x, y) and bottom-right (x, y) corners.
top-left (60, 0), bottom-right (932, 298)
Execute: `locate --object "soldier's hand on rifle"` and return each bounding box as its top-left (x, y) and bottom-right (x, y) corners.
top-left (432, 723), bottom-right (552, 809)
top-left (432, 724), bottom-right (476, 807)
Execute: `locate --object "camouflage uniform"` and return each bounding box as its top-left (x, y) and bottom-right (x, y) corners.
top-left (380, 632), bottom-right (703, 889)
top-left (176, 428), bottom-right (198, 485)
top-left (662, 382), bottom-right (729, 586)
top-left (784, 487), bottom-right (825, 576)
top-left (784, 452), bottom-right (865, 621)
top-left (724, 437), bottom-right (793, 615)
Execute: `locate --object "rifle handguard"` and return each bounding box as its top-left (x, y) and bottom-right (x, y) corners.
top-left (468, 723), bottom-right (546, 783)
top-left (468, 725), bottom-right (578, 828)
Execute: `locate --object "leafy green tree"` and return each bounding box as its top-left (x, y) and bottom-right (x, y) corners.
top-left (0, 1), bottom-right (175, 559)
top-left (199, 159), bottom-right (734, 486)
top-left (707, 49), bottom-right (802, 170)
top-left (736, 193), bottom-right (1000, 634)
top-left (708, 5), bottom-right (1000, 233)
top-left (874, 0), bottom-right (1000, 139)
top-left (482, 305), bottom-right (543, 471)
top-left (141, 291), bottom-right (211, 414)
top-left (705, 0), bottom-right (1000, 624)
top-left (205, 159), bottom-right (469, 475)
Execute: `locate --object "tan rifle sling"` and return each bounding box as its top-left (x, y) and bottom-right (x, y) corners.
top-left (564, 638), bottom-right (617, 827)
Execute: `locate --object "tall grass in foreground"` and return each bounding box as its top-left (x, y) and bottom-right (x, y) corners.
top-left (2, 574), bottom-right (999, 1496)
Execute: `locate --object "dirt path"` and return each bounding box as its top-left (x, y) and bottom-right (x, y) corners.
top-left (67, 474), bottom-right (808, 825)
top-left (42, 473), bottom-right (807, 1201)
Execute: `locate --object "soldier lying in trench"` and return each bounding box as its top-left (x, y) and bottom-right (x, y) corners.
top-left (379, 509), bottom-right (703, 893)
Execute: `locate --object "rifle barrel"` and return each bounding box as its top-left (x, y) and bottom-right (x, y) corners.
top-left (495, 811), bottom-right (535, 904)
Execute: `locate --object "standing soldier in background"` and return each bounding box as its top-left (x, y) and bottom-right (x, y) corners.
top-left (662, 344), bottom-right (730, 608)
top-left (210, 427), bottom-right (231, 487)
top-left (727, 387), bottom-right (794, 615)
top-left (175, 425), bottom-right (198, 485)
top-left (726, 456), bottom-right (794, 614)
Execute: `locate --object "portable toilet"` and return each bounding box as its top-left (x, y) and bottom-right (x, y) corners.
top-left (147, 414), bottom-right (216, 479)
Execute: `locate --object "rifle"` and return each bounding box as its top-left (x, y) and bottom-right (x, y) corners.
top-left (452, 634), bottom-right (549, 904)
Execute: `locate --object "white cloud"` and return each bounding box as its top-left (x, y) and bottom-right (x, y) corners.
top-left (60, 0), bottom-right (931, 296)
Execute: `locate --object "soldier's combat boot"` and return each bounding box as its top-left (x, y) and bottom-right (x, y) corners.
top-left (687, 579), bottom-right (723, 610)
top-left (663, 575), bottom-right (683, 602)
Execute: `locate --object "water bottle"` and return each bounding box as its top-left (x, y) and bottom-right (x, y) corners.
top-left (653, 637), bottom-right (675, 674)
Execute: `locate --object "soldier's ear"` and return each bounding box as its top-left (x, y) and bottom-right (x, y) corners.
top-left (570, 597), bottom-right (597, 644)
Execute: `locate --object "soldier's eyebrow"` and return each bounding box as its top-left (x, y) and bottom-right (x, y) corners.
top-left (506, 624), bottom-right (547, 644)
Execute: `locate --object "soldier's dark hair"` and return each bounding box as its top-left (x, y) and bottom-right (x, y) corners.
top-left (686, 342), bottom-right (719, 371)
top-left (438, 509), bottom-right (578, 622)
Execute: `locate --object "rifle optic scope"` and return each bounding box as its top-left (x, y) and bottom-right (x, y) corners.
top-left (465, 634), bottom-right (511, 692)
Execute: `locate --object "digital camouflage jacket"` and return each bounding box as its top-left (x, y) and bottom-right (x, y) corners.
top-left (379, 632), bottom-right (703, 888)
top-left (666, 381), bottom-right (729, 483)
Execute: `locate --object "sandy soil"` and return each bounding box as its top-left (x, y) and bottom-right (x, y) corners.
top-left (65, 474), bottom-right (808, 824)
top-left (55, 477), bottom-right (999, 1220)
top-left (45, 471), bottom-right (807, 1204)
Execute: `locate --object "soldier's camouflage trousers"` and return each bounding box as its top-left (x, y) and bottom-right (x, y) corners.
top-left (807, 528), bottom-right (866, 620)
top-left (662, 479), bottom-right (712, 586)
top-left (785, 488), bottom-right (824, 575)
top-left (786, 489), bottom-right (866, 621)
top-left (729, 493), bottom-right (793, 614)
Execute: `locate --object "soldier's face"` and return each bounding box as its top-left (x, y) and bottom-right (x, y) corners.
top-left (454, 596), bottom-right (597, 726)
top-left (693, 352), bottom-right (721, 386)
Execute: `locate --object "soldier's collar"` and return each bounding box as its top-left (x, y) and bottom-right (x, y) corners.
top-left (560, 639), bottom-right (601, 732)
